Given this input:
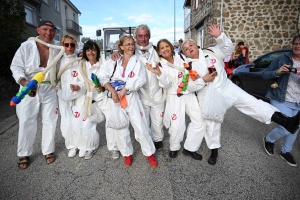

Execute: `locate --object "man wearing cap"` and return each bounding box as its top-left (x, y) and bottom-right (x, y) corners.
top-left (10, 20), bottom-right (60, 169)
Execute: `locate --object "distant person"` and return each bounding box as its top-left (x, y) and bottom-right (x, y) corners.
top-left (262, 34), bottom-right (300, 167)
top-left (177, 38), bottom-right (183, 54)
top-left (10, 20), bottom-right (59, 169)
top-left (234, 41), bottom-right (249, 66)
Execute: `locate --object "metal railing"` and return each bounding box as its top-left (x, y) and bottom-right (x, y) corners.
top-left (66, 19), bottom-right (82, 35)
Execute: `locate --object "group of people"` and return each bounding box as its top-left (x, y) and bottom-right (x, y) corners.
top-left (10, 20), bottom-right (300, 170)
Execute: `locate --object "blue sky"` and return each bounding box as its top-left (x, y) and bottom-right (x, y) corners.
top-left (72, 0), bottom-right (185, 45)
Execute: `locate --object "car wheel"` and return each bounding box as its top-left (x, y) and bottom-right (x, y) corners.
top-left (232, 78), bottom-right (243, 89)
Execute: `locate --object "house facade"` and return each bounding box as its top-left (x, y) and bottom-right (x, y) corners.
top-left (184, 0), bottom-right (300, 61)
top-left (21, 0), bottom-right (82, 43)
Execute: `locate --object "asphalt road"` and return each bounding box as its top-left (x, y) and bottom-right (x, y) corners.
top-left (0, 100), bottom-right (300, 200)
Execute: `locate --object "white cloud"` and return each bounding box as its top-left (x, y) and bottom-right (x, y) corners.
top-left (127, 14), bottom-right (153, 23)
top-left (104, 17), bottom-right (113, 21)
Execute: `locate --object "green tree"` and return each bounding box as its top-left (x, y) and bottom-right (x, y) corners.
top-left (81, 37), bottom-right (91, 43)
top-left (0, 0), bottom-right (26, 99)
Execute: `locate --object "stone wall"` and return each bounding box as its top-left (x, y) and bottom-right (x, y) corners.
top-left (189, 0), bottom-right (300, 61)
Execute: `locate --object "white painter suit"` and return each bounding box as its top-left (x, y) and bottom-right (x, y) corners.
top-left (74, 60), bottom-right (118, 152)
top-left (57, 53), bottom-right (87, 151)
top-left (187, 32), bottom-right (278, 149)
top-left (99, 55), bottom-right (156, 157)
top-left (10, 38), bottom-right (60, 157)
top-left (135, 46), bottom-right (164, 143)
top-left (157, 54), bottom-right (206, 152)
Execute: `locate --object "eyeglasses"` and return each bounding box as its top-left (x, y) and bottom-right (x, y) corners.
top-left (293, 43), bottom-right (300, 46)
top-left (137, 34), bottom-right (150, 39)
top-left (122, 43), bottom-right (135, 47)
top-left (64, 43), bottom-right (75, 48)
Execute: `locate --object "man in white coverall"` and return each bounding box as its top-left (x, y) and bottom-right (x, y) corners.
top-left (182, 24), bottom-right (300, 165)
top-left (111, 24), bottom-right (165, 150)
top-left (10, 20), bottom-right (59, 169)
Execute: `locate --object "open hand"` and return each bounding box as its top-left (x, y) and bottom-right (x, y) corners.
top-left (208, 24), bottom-right (221, 38)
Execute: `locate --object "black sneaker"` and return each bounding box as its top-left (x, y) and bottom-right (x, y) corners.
top-left (280, 152), bottom-right (297, 167)
top-left (154, 141), bottom-right (163, 150)
top-left (263, 137), bottom-right (274, 156)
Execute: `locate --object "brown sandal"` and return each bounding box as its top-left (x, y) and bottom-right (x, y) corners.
top-left (18, 156), bottom-right (30, 169)
top-left (45, 153), bottom-right (56, 164)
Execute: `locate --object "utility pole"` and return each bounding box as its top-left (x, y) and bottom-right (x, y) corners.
top-left (174, 0), bottom-right (176, 44)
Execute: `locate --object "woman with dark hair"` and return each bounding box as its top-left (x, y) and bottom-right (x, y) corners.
top-left (74, 40), bottom-right (120, 160)
top-left (99, 35), bottom-right (158, 168)
top-left (145, 39), bottom-right (205, 160)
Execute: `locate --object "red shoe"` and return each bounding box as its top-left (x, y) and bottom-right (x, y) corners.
top-left (147, 154), bottom-right (158, 168)
top-left (124, 155), bottom-right (132, 167)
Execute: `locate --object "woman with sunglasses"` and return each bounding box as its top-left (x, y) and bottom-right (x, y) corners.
top-left (57, 34), bottom-right (87, 158)
top-left (145, 39), bottom-right (205, 160)
top-left (99, 35), bottom-right (158, 168)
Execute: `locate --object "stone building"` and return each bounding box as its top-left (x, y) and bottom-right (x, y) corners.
top-left (184, 0), bottom-right (300, 61)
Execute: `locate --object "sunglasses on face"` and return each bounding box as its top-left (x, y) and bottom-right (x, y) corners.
top-left (64, 43), bottom-right (75, 48)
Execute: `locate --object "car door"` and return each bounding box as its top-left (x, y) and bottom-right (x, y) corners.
top-left (241, 50), bottom-right (291, 98)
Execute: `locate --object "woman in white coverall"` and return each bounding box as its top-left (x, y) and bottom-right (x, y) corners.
top-left (182, 24), bottom-right (300, 165)
top-left (145, 39), bottom-right (204, 160)
top-left (10, 20), bottom-right (59, 169)
top-left (74, 40), bottom-right (119, 160)
top-left (100, 35), bottom-right (158, 168)
top-left (57, 34), bottom-right (87, 158)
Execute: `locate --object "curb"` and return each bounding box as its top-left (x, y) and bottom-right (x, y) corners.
top-left (0, 114), bottom-right (18, 134)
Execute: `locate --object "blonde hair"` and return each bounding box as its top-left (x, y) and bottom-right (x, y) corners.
top-left (60, 34), bottom-right (77, 48)
top-left (118, 35), bottom-right (135, 54)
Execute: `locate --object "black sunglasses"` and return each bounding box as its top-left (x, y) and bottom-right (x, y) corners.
top-left (64, 43), bottom-right (75, 48)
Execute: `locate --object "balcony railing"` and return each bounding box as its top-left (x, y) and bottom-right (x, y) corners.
top-left (66, 19), bottom-right (82, 35)
top-left (184, 13), bottom-right (190, 32)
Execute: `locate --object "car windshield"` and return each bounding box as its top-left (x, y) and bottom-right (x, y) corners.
top-left (254, 51), bottom-right (290, 69)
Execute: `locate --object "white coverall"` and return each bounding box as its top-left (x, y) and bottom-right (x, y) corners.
top-left (136, 46), bottom-right (164, 143)
top-left (157, 55), bottom-right (206, 151)
top-left (74, 61), bottom-right (118, 152)
top-left (10, 39), bottom-right (59, 157)
top-left (187, 32), bottom-right (278, 149)
top-left (99, 55), bottom-right (156, 157)
top-left (57, 53), bottom-right (87, 151)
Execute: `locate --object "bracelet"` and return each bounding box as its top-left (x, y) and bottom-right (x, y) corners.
top-left (203, 77), bottom-right (207, 83)
top-left (275, 69), bottom-right (281, 76)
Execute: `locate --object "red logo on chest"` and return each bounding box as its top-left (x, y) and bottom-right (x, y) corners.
top-left (171, 114), bottom-right (177, 120)
top-left (160, 111), bottom-right (164, 117)
top-left (72, 70), bottom-right (78, 77)
top-left (74, 112), bottom-right (80, 118)
top-left (55, 108), bottom-right (59, 114)
top-left (129, 71), bottom-right (135, 78)
top-left (178, 72), bottom-right (183, 78)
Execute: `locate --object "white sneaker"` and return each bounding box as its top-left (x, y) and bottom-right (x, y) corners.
top-left (68, 148), bottom-right (78, 158)
top-left (111, 150), bottom-right (120, 159)
top-left (78, 149), bottom-right (86, 158)
top-left (85, 150), bottom-right (96, 160)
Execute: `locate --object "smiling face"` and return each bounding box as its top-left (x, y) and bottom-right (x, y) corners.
top-left (292, 37), bottom-right (300, 57)
top-left (157, 40), bottom-right (174, 60)
top-left (120, 37), bottom-right (135, 56)
top-left (135, 28), bottom-right (150, 47)
top-left (85, 46), bottom-right (97, 63)
top-left (36, 23), bottom-right (56, 43)
top-left (182, 40), bottom-right (199, 59)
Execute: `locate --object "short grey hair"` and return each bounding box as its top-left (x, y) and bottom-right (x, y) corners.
top-left (181, 39), bottom-right (197, 53)
top-left (134, 24), bottom-right (151, 39)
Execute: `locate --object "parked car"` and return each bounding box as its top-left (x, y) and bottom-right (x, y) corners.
top-left (231, 49), bottom-right (292, 102)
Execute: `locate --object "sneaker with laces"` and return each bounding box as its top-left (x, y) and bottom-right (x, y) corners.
top-left (68, 148), bottom-right (78, 158)
top-left (111, 150), bottom-right (120, 159)
top-left (147, 154), bottom-right (158, 168)
top-left (85, 150), bottom-right (96, 160)
top-left (78, 149), bottom-right (86, 158)
top-left (263, 137), bottom-right (274, 156)
top-left (280, 152), bottom-right (297, 167)
top-left (124, 155), bottom-right (132, 167)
